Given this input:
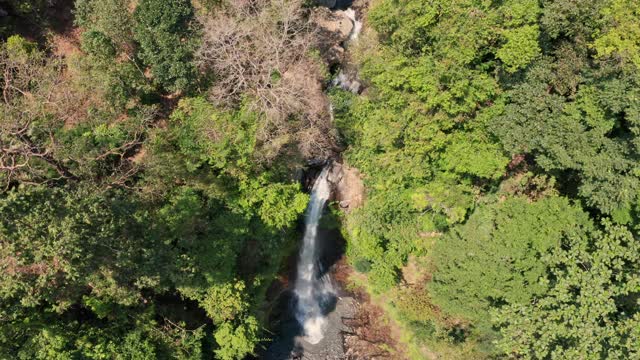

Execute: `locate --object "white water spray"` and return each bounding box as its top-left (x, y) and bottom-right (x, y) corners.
top-left (344, 8), bottom-right (362, 41)
top-left (294, 167), bottom-right (335, 344)
top-left (333, 8), bottom-right (363, 93)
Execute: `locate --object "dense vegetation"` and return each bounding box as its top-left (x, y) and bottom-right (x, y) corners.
top-left (333, 0), bottom-right (640, 357)
top-left (0, 1), bottom-right (316, 359)
top-left (1, 0), bottom-right (639, 359)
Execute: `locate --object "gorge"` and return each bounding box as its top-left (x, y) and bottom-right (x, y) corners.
top-left (263, 3), bottom-right (370, 358)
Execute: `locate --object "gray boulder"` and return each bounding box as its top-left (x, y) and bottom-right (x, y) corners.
top-left (315, 0), bottom-right (337, 8)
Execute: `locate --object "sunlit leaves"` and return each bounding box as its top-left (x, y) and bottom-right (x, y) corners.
top-left (593, 0), bottom-right (640, 68)
top-left (494, 221), bottom-right (640, 359)
top-left (497, 25), bottom-right (541, 72)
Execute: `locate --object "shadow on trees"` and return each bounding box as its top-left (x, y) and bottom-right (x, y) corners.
top-left (1, 0), bottom-right (76, 44)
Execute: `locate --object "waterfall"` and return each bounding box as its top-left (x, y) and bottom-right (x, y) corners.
top-left (332, 8), bottom-right (363, 93)
top-left (344, 8), bottom-right (362, 41)
top-left (294, 167), bottom-right (335, 344)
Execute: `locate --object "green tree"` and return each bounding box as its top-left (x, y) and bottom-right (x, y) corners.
top-left (133, 0), bottom-right (196, 92)
top-left (74, 0), bottom-right (134, 50)
top-left (202, 281), bottom-right (249, 324)
top-left (494, 221), bottom-right (640, 359)
top-left (497, 25), bottom-right (541, 72)
top-left (593, 0), bottom-right (640, 68)
top-left (429, 197), bottom-right (593, 336)
top-left (213, 317), bottom-right (260, 360)
top-left (490, 63), bottom-right (640, 216)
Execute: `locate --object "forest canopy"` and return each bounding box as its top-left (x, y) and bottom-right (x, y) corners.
top-left (333, 0), bottom-right (640, 357)
top-left (1, 0), bottom-right (640, 359)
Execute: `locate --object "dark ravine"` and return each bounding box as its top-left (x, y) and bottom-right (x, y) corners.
top-left (260, 3), bottom-right (368, 357)
top-left (261, 162), bottom-right (358, 360)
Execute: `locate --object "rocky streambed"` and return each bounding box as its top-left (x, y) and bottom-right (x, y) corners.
top-left (261, 162), bottom-right (366, 360)
top-left (260, 1), bottom-right (376, 359)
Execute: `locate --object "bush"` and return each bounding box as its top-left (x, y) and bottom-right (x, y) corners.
top-left (213, 317), bottom-right (259, 360)
top-left (202, 281), bottom-right (248, 324)
top-left (408, 320), bottom-right (436, 344)
top-left (354, 258), bottom-right (372, 273)
top-left (81, 30), bottom-right (116, 59)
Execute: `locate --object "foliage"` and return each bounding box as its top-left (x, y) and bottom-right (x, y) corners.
top-left (213, 316), bottom-right (259, 360)
top-left (494, 221), bottom-right (640, 359)
top-left (496, 25), bottom-right (541, 72)
top-left (133, 0), bottom-right (197, 92)
top-left (0, 1), bottom-right (315, 358)
top-left (80, 30), bottom-right (117, 59)
top-left (593, 0), bottom-right (640, 68)
top-left (169, 97), bottom-right (257, 173)
top-left (336, 0), bottom-right (640, 356)
top-left (202, 281), bottom-right (249, 324)
top-left (74, 0), bottom-right (134, 50)
top-left (490, 62), bottom-right (640, 215)
top-left (429, 197), bottom-right (593, 337)
top-left (6, 0), bottom-right (640, 358)
top-left (239, 179), bottom-right (309, 230)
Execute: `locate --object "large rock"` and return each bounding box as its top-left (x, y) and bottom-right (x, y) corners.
top-left (312, 8), bottom-right (357, 65)
top-left (324, 44), bottom-right (345, 66)
top-left (327, 163), bottom-right (365, 212)
top-left (315, 0), bottom-right (337, 7)
top-left (314, 8), bottom-right (354, 43)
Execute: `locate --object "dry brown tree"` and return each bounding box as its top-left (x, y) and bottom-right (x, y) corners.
top-left (0, 40), bottom-right (149, 189)
top-left (0, 41), bottom-right (77, 186)
top-left (196, 0), bottom-right (337, 162)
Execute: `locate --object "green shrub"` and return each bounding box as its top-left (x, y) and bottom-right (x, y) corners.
top-left (353, 258), bottom-right (372, 273)
top-left (81, 30), bottom-right (116, 59)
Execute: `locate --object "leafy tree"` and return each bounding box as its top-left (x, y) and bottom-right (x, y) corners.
top-left (439, 134), bottom-right (508, 180)
top-left (74, 0), bottom-right (134, 50)
top-left (213, 317), bottom-right (259, 360)
top-left (133, 0), bottom-right (196, 92)
top-left (497, 25), bottom-right (541, 72)
top-left (169, 97), bottom-right (257, 174)
top-left (0, 185), bottom-right (161, 312)
top-left (429, 197), bottom-right (593, 336)
top-left (80, 30), bottom-right (117, 59)
top-left (540, 0), bottom-right (605, 42)
top-left (202, 281), bottom-right (249, 324)
top-left (494, 221), bottom-right (640, 359)
top-left (490, 62), bottom-right (640, 215)
top-left (593, 0), bottom-right (640, 68)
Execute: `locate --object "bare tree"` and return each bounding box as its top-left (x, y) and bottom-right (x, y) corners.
top-left (0, 43), bottom-right (77, 187)
top-left (196, 0), bottom-right (337, 162)
top-left (0, 41), bottom-right (151, 188)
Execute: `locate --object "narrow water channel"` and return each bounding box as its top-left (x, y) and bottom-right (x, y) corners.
top-left (294, 167), bottom-right (336, 344)
top-left (261, 3), bottom-right (365, 358)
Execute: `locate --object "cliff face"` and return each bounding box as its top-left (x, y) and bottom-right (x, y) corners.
top-left (328, 162), bottom-right (365, 212)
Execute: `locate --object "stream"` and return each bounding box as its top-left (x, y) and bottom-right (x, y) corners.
top-left (294, 167), bottom-right (336, 345)
top-left (262, 3), bottom-right (364, 359)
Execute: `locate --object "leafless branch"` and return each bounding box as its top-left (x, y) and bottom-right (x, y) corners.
top-left (196, 0), bottom-right (337, 162)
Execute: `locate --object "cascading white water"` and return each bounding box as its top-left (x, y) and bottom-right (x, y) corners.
top-left (294, 167), bottom-right (335, 344)
top-left (291, 4), bottom-right (361, 348)
top-left (344, 8), bottom-right (362, 41)
top-left (333, 8), bottom-right (363, 93)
